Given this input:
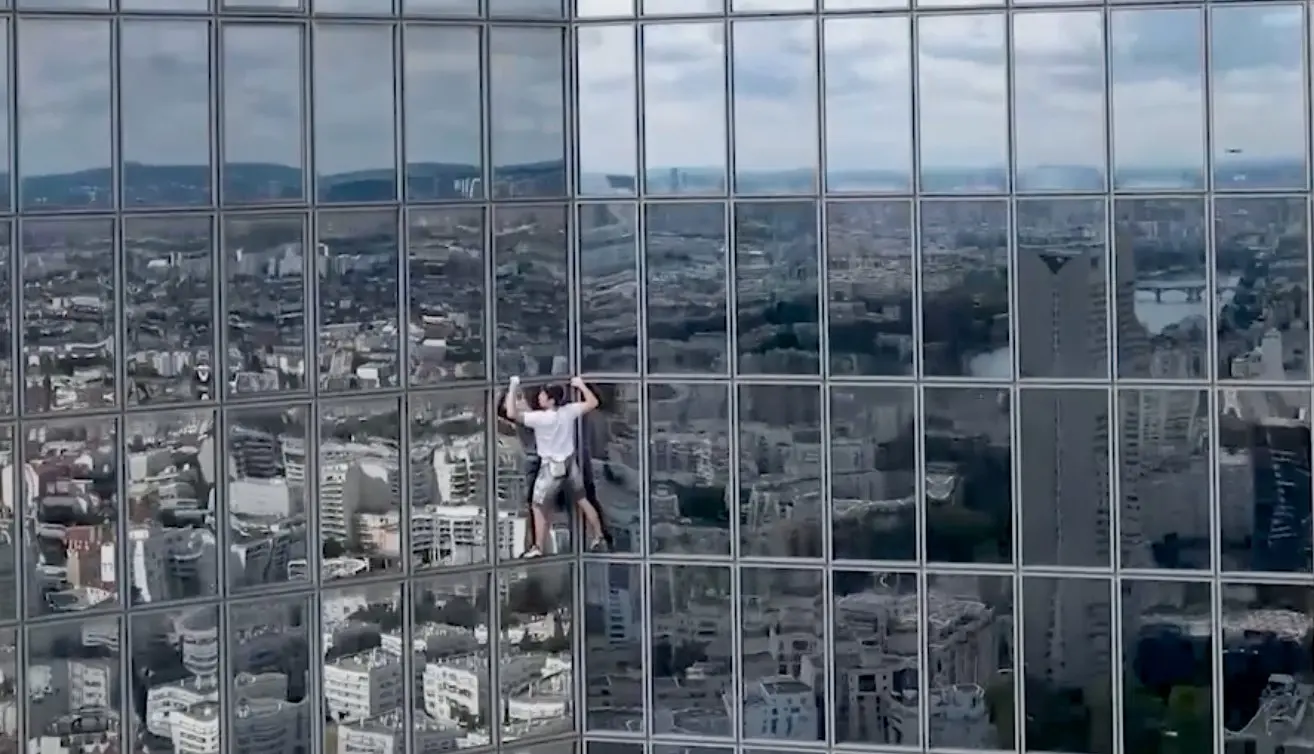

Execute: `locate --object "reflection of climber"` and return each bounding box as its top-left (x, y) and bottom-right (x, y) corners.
top-left (503, 376), bottom-right (609, 557)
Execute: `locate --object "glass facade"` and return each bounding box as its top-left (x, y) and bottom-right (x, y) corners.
top-left (0, 0), bottom-right (1309, 753)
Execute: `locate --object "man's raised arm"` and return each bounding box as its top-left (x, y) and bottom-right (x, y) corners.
top-left (570, 376), bottom-right (599, 414)
top-left (504, 376), bottom-right (522, 421)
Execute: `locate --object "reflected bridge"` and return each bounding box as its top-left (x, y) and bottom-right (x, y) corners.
top-left (1138, 280), bottom-right (1207, 302)
top-left (1136, 279), bottom-right (1239, 302)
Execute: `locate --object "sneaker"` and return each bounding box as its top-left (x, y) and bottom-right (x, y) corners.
top-left (521, 547), bottom-right (543, 559)
top-left (588, 537), bottom-right (608, 553)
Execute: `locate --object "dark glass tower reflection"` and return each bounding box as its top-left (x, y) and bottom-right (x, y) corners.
top-left (0, 1), bottom-right (1310, 754)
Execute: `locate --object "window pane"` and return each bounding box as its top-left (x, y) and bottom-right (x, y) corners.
top-left (126, 409), bottom-right (219, 603)
top-left (733, 201), bottom-right (819, 375)
top-left (648, 382), bottom-right (731, 557)
top-left (583, 383), bottom-right (640, 554)
top-left (740, 567), bottom-right (825, 741)
top-left (124, 216), bottom-right (216, 405)
top-left (643, 0), bottom-right (721, 13)
top-left (1012, 11), bottom-right (1105, 192)
top-left (919, 200), bottom-right (1010, 378)
top-left (19, 19), bottom-right (111, 211)
top-left (1219, 388), bottom-right (1313, 573)
top-left (409, 388), bottom-right (489, 568)
top-left (578, 25), bottom-right (637, 197)
top-left (584, 562), bottom-right (643, 732)
top-left (403, 25), bottom-right (483, 201)
top-left (410, 573), bottom-right (492, 742)
top-left (645, 202), bottom-right (728, 374)
top-left (1015, 198), bottom-right (1109, 379)
top-left (928, 574), bottom-right (1016, 749)
top-left (642, 22), bottom-right (727, 196)
top-left (1112, 198), bottom-right (1207, 380)
top-left (408, 207), bottom-right (487, 384)
top-left (222, 24), bottom-right (305, 204)
top-left (1211, 4), bottom-right (1306, 190)
top-left (1019, 387), bottom-right (1112, 569)
top-left (313, 24), bottom-right (397, 203)
top-left (404, 0), bottom-right (476, 14)
top-left (129, 608), bottom-right (218, 750)
top-left (1111, 8), bottom-right (1205, 191)
top-left (738, 384), bottom-right (821, 558)
top-left (315, 209), bottom-right (401, 392)
top-left (916, 15), bottom-right (1007, 193)
top-left (490, 27), bottom-right (566, 198)
top-left (0, 224), bottom-right (11, 416)
top-left (1121, 581), bottom-right (1214, 753)
top-left (1118, 387), bottom-right (1211, 571)
top-left (1022, 577), bottom-right (1114, 752)
top-left (651, 565), bottom-right (732, 736)
top-left (924, 386), bottom-right (1012, 564)
top-left (500, 564), bottom-right (575, 741)
top-left (1215, 196), bottom-right (1310, 381)
top-left (731, 18), bottom-right (817, 194)
top-left (223, 214), bottom-right (309, 396)
top-left (321, 583), bottom-right (403, 749)
top-left (228, 596), bottom-right (313, 743)
top-left (21, 218), bottom-right (116, 413)
top-left (826, 200), bottom-right (913, 376)
top-left (23, 416), bottom-right (120, 616)
top-left (492, 205), bottom-right (568, 381)
top-left (225, 404), bottom-right (312, 592)
top-left (319, 398), bottom-right (402, 580)
top-left (823, 16), bottom-right (911, 194)
top-left (122, 20), bottom-right (211, 208)
top-left (579, 204), bottom-right (639, 373)
top-left (832, 571), bottom-right (920, 746)
top-left (830, 386), bottom-right (916, 562)
top-left (490, 0), bottom-right (564, 17)
top-left (28, 619), bottom-right (122, 753)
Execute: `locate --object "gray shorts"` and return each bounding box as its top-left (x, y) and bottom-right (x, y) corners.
top-left (531, 455), bottom-right (585, 507)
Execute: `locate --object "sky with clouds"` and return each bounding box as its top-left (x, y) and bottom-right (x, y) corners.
top-left (579, 2), bottom-right (1306, 179)
top-left (7, 3), bottom-right (1308, 181)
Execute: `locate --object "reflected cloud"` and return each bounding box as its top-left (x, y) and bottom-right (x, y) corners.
top-left (18, 18), bottom-right (110, 210)
top-left (221, 23), bottom-right (305, 204)
top-left (1, 6), bottom-right (1306, 205)
top-left (1211, 4), bottom-right (1306, 190)
top-left (1111, 8), bottom-right (1204, 189)
top-left (732, 18), bottom-right (817, 193)
top-left (121, 19), bottom-right (210, 207)
top-left (642, 22), bottom-right (727, 195)
top-left (578, 25), bottom-right (637, 194)
top-left (1012, 11), bottom-right (1105, 191)
top-left (404, 24), bottom-right (483, 201)
top-left (490, 27), bottom-right (566, 197)
top-left (917, 15), bottom-right (1007, 191)
top-left (313, 24), bottom-right (397, 203)
top-left (823, 16), bottom-right (911, 193)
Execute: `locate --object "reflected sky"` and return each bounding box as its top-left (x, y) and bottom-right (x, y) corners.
top-left (599, 6), bottom-right (1306, 190)
top-left (0, 5), bottom-right (1304, 195)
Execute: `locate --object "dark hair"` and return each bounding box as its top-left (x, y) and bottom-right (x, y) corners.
top-left (542, 384), bottom-right (567, 406)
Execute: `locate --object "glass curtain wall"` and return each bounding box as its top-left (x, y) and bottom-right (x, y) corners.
top-left (0, 0), bottom-right (1307, 754)
top-left (4, 1), bottom-right (578, 754)
top-left (579, 2), bottom-right (1311, 754)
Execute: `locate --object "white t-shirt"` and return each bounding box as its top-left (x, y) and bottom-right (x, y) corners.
top-left (521, 403), bottom-right (584, 461)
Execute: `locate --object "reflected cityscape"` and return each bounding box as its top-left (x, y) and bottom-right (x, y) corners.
top-left (0, 1), bottom-right (1308, 754)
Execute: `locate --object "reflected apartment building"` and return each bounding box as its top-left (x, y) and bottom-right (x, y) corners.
top-left (0, 1), bottom-right (1309, 754)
